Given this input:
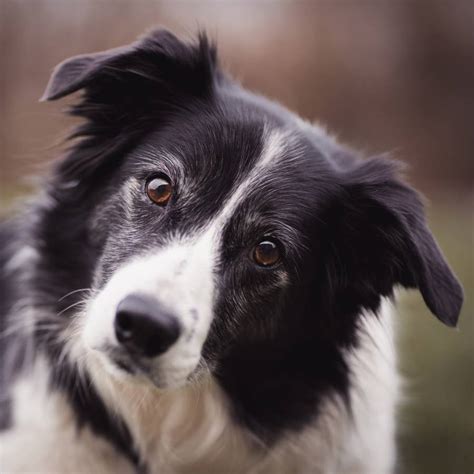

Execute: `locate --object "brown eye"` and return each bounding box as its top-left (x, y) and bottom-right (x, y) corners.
top-left (253, 240), bottom-right (281, 267)
top-left (146, 176), bottom-right (172, 206)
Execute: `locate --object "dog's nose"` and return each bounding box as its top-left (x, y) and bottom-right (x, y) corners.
top-left (114, 294), bottom-right (181, 357)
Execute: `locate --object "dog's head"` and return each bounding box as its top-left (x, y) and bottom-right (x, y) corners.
top-left (41, 30), bottom-right (462, 397)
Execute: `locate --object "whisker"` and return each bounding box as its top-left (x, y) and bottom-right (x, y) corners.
top-left (58, 288), bottom-right (93, 302)
top-left (56, 300), bottom-right (88, 318)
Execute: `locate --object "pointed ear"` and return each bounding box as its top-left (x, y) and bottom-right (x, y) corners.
top-left (41, 28), bottom-right (217, 101)
top-left (332, 158), bottom-right (463, 327)
top-left (40, 29), bottom-right (218, 184)
top-left (41, 46), bottom-right (131, 101)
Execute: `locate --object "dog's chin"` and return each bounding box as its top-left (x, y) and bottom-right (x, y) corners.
top-left (91, 348), bottom-right (197, 391)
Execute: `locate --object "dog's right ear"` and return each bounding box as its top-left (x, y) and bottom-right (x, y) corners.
top-left (41, 28), bottom-right (217, 102)
top-left (40, 29), bottom-right (218, 184)
top-left (41, 46), bottom-right (131, 101)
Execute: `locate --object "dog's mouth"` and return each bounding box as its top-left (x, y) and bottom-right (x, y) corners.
top-left (93, 344), bottom-right (205, 389)
top-left (100, 344), bottom-right (152, 378)
top-left (110, 353), bottom-right (139, 375)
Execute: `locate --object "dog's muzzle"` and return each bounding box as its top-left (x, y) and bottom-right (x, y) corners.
top-left (83, 240), bottom-right (215, 388)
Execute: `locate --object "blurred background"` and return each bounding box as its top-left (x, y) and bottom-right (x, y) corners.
top-left (0, 1), bottom-right (472, 472)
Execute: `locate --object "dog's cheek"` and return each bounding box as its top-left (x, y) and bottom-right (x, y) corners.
top-left (202, 278), bottom-right (285, 364)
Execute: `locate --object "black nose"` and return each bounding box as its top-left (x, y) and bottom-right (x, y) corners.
top-left (114, 294), bottom-right (181, 357)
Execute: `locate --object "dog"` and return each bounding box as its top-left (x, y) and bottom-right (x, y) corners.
top-left (0, 29), bottom-right (463, 473)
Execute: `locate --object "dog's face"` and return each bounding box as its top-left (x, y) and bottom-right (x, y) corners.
top-left (78, 103), bottom-right (337, 388)
top-left (79, 109), bottom-right (315, 387)
top-left (40, 30), bottom-right (462, 413)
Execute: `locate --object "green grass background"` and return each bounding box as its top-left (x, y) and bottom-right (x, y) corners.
top-left (397, 202), bottom-right (473, 473)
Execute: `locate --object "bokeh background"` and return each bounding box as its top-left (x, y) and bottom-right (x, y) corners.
top-left (1, 1), bottom-right (472, 472)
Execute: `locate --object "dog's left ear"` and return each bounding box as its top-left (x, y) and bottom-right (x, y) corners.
top-left (331, 158), bottom-right (463, 327)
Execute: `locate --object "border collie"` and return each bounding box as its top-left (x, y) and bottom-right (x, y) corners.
top-left (0, 29), bottom-right (463, 473)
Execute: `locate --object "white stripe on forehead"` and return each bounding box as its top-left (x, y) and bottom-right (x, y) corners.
top-left (212, 128), bottom-right (288, 228)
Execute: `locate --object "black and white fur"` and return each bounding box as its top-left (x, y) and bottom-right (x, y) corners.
top-left (0, 29), bottom-right (463, 473)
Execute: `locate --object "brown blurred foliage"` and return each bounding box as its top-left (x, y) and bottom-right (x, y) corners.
top-left (1, 0), bottom-right (473, 198)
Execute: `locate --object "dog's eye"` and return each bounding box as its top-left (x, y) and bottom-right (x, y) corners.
top-left (253, 239), bottom-right (281, 267)
top-left (146, 175), bottom-right (173, 206)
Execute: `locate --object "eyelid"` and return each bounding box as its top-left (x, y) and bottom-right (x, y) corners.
top-left (144, 170), bottom-right (172, 182)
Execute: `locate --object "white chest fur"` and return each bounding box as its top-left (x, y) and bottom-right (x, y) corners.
top-left (0, 357), bottom-right (135, 474)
